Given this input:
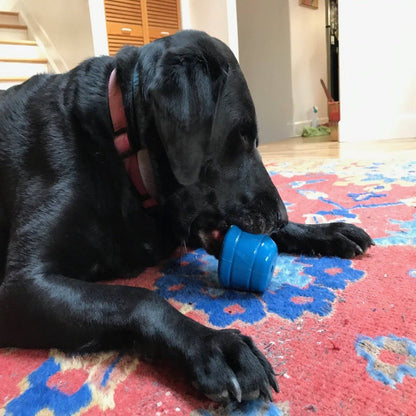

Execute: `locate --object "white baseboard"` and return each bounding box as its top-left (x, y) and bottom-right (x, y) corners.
top-left (290, 117), bottom-right (329, 137)
top-left (0, 61), bottom-right (49, 78)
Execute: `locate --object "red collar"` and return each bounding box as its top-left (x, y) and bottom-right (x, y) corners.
top-left (108, 69), bottom-right (158, 208)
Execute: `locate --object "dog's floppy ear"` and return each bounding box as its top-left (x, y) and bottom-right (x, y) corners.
top-left (149, 47), bottom-right (217, 186)
top-left (210, 66), bottom-right (256, 151)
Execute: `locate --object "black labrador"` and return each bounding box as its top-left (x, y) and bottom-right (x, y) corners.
top-left (0, 30), bottom-right (373, 402)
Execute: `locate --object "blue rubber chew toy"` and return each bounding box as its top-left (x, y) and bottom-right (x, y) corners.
top-left (218, 225), bottom-right (278, 292)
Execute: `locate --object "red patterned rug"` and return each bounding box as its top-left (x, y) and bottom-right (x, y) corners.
top-left (1, 158), bottom-right (415, 416)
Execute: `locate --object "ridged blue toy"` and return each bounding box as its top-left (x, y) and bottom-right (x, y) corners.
top-left (218, 225), bottom-right (278, 292)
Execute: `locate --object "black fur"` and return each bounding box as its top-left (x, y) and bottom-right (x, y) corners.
top-left (0, 30), bottom-right (373, 402)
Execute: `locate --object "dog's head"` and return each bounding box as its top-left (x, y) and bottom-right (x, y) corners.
top-left (117, 30), bottom-right (287, 256)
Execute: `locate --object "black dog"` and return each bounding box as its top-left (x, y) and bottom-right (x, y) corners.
top-left (0, 30), bottom-right (373, 402)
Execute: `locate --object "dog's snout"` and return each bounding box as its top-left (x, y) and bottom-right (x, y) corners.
top-left (226, 190), bottom-right (281, 236)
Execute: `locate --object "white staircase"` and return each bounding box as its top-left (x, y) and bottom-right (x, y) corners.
top-left (0, 11), bottom-right (49, 89)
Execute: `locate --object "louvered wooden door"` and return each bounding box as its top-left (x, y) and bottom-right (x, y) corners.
top-left (104, 0), bottom-right (181, 56)
top-left (147, 0), bottom-right (181, 42)
top-left (104, 0), bottom-right (145, 55)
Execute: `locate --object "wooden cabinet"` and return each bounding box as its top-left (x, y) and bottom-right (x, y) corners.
top-left (104, 0), bottom-right (181, 55)
top-left (146, 0), bottom-right (181, 42)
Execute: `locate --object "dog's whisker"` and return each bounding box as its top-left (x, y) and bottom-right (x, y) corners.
top-left (180, 240), bottom-right (188, 257)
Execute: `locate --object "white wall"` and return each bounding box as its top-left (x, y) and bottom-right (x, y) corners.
top-left (237, 0), bottom-right (327, 142)
top-left (237, 0), bottom-right (294, 143)
top-left (338, 0), bottom-right (416, 142)
top-left (2, 0), bottom-right (17, 10)
top-left (180, 0), bottom-right (238, 58)
top-left (288, 2), bottom-right (328, 135)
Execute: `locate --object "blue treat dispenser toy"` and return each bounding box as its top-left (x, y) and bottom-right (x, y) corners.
top-left (218, 225), bottom-right (278, 292)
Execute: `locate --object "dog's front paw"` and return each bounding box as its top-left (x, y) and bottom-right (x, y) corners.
top-left (274, 222), bottom-right (374, 259)
top-left (324, 222), bottom-right (374, 258)
top-left (188, 329), bottom-right (278, 403)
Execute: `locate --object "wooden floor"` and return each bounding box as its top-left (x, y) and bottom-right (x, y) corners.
top-left (258, 131), bottom-right (416, 164)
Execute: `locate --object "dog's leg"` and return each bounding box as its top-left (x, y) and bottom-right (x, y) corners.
top-left (273, 221), bottom-right (374, 259)
top-left (0, 230), bottom-right (7, 283)
top-left (0, 207), bottom-right (8, 284)
top-left (0, 261), bottom-right (277, 402)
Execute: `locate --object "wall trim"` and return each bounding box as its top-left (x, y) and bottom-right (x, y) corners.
top-left (180, 0), bottom-right (191, 29)
top-left (290, 117), bottom-right (329, 137)
top-left (226, 0), bottom-right (239, 61)
top-left (88, 0), bottom-right (108, 56)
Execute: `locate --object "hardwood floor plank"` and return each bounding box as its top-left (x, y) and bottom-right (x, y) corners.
top-left (259, 135), bottom-right (416, 164)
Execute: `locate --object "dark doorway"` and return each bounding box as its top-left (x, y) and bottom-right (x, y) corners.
top-left (326, 0), bottom-right (339, 101)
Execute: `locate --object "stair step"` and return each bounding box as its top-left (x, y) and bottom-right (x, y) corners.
top-left (0, 23), bottom-right (27, 30)
top-left (0, 39), bottom-right (37, 45)
top-left (0, 61), bottom-right (48, 78)
top-left (0, 42), bottom-right (43, 59)
top-left (0, 11), bottom-right (51, 86)
top-left (0, 77), bottom-right (28, 81)
top-left (0, 24), bottom-right (28, 41)
top-left (0, 76), bottom-right (28, 90)
top-left (0, 11), bottom-right (20, 25)
top-left (0, 58), bottom-right (47, 64)
top-left (0, 78), bottom-right (28, 90)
